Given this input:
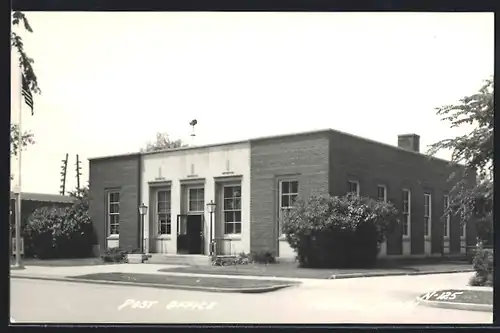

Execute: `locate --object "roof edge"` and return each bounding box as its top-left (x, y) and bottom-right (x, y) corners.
top-left (88, 152), bottom-right (141, 162)
top-left (326, 128), bottom-right (456, 166)
top-left (249, 129), bottom-right (332, 143)
top-left (142, 139), bottom-right (250, 157)
top-left (87, 127), bottom-right (457, 166)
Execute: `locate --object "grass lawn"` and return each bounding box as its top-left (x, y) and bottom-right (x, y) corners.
top-left (158, 260), bottom-right (472, 279)
top-left (421, 289), bottom-right (493, 305)
top-left (71, 272), bottom-right (299, 290)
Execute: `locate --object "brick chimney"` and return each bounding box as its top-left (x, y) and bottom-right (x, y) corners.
top-left (398, 134), bottom-right (420, 153)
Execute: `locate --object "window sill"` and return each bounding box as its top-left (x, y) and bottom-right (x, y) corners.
top-left (443, 236), bottom-right (450, 241)
top-left (402, 236), bottom-right (411, 241)
top-left (424, 236), bottom-right (431, 241)
top-left (107, 235), bottom-right (119, 240)
top-left (460, 236), bottom-right (466, 240)
top-left (279, 235), bottom-right (287, 241)
top-left (156, 235), bottom-right (171, 240)
top-left (222, 234), bottom-right (242, 240)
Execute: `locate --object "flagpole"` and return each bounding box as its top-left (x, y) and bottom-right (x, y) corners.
top-left (14, 67), bottom-right (24, 269)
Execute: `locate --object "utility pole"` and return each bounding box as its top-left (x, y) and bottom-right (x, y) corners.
top-left (60, 153), bottom-right (68, 195)
top-left (75, 154), bottom-right (82, 190)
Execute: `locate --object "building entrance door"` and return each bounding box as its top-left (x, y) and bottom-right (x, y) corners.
top-left (177, 214), bottom-right (205, 254)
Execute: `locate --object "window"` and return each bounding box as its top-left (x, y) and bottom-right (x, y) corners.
top-left (107, 192), bottom-right (120, 236)
top-left (377, 185), bottom-right (387, 203)
top-left (279, 180), bottom-right (299, 235)
top-left (443, 195), bottom-right (450, 238)
top-left (402, 189), bottom-right (411, 237)
top-left (424, 193), bottom-right (432, 237)
top-left (223, 185), bottom-right (242, 234)
top-left (188, 188), bottom-right (204, 212)
top-left (348, 180), bottom-right (360, 195)
top-left (157, 190), bottom-right (171, 235)
top-left (461, 222), bottom-right (466, 238)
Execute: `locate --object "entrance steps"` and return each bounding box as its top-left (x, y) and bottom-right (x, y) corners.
top-left (146, 254), bottom-right (211, 266)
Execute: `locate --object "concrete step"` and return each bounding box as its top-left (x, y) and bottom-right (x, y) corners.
top-left (147, 254), bottom-right (211, 266)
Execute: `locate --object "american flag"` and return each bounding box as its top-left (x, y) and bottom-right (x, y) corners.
top-left (21, 75), bottom-right (34, 115)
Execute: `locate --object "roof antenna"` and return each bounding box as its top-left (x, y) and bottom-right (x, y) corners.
top-left (189, 119), bottom-right (197, 145)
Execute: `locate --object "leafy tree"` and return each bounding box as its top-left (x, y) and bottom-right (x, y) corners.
top-left (10, 124), bottom-right (34, 158)
top-left (141, 132), bottom-right (187, 152)
top-left (11, 11), bottom-right (40, 158)
top-left (23, 186), bottom-right (96, 259)
top-left (427, 76), bottom-right (493, 242)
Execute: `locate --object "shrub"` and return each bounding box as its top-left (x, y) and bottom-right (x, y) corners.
top-left (239, 252), bottom-right (252, 263)
top-left (282, 194), bottom-right (399, 268)
top-left (469, 244), bottom-right (493, 287)
top-left (250, 250), bottom-right (276, 264)
top-left (23, 187), bottom-right (97, 259)
top-left (210, 252), bottom-right (255, 266)
top-left (475, 214), bottom-right (493, 246)
top-left (211, 256), bottom-right (238, 266)
top-left (102, 247), bottom-right (128, 263)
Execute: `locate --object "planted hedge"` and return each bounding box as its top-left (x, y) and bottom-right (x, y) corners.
top-left (469, 243), bottom-right (493, 287)
top-left (282, 194), bottom-right (400, 268)
top-left (22, 187), bottom-right (97, 259)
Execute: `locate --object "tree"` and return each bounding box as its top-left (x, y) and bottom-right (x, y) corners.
top-left (427, 76), bottom-right (493, 242)
top-left (10, 124), bottom-right (34, 158)
top-left (11, 11), bottom-right (40, 158)
top-left (23, 186), bottom-right (96, 259)
top-left (141, 132), bottom-right (187, 152)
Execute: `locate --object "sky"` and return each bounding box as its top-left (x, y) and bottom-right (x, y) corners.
top-left (10, 12), bottom-right (494, 194)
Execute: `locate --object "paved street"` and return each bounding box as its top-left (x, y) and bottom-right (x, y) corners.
top-left (10, 272), bottom-right (492, 324)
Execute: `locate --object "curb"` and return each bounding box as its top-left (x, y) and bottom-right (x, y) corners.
top-left (329, 269), bottom-right (474, 279)
top-left (11, 274), bottom-right (298, 294)
top-left (156, 270), bottom-right (308, 282)
top-left (416, 296), bottom-right (493, 313)
top-left (10, 266), bottom-right (27, 271)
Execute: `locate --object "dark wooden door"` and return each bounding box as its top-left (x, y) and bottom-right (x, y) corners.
top-left (187, 215), bottom-right (204, 254)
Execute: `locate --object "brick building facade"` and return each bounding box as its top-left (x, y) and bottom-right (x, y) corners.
top-left (88, 129), bottom-right (475, 259)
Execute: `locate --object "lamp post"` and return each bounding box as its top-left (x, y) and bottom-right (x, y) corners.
top-left (207, 200), bottom-right (217, 256)
top-left (138, 203), bottom-right (148, 254)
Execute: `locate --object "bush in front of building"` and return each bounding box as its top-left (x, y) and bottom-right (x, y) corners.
top-left (23, 188), bottom-right (97, 259)
top-left (469, 243), bottom-right (493, 287)
top-left (250, 250), bottom-right (277, 264)
top-left (282, 194), bottom-right (400, 268)
top-left (101, 247), bottom-right (129, 263)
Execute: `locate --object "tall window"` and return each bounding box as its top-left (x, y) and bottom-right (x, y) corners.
top-left (348, 180), bottom-right (360, 195)
top-left (402, 189), bottom-right (411, 237)
top-left (157, 190), bottom-right (171, 235)
top-left (424, 193), bottom-right (432, 237)
top-left (223, 185), bottom-right (242, 234)
top-left (279, 180), bottom-right (299, 235)
top-left (188, 188), bottom-right (204, 212)
top-left (443, 195), bottom-right (450, 238)
top-left (107, 192), bottom-right (120, 236)
top-left (377, 185), bottom-right (387, 202)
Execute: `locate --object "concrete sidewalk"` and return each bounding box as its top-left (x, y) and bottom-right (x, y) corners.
top-left (10, 263), bottom-right (477, 295)
top-left (9, 264), bottom-right (323, 284)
